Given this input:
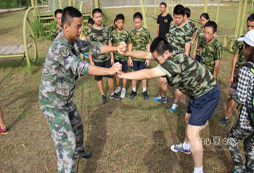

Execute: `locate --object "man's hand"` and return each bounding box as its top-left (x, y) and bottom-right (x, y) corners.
top-left (145, 59), bottom-right (150, 67)
top-left (229, 76), bottom-right (234, 85)
top-left (81, 36), bottom-right (86, 41)
top-left (109, 62), bottom-right (122, 75)
top-left (117, 42), bottom-right (127, 54)
top-left (128, 58), bottom-right (133, 67)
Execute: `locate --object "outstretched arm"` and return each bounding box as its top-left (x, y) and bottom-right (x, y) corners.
top-left (118, 67), bottom-right (166, 80)
top-left (121, 51), bottom-right (154, 60)
top-left (89, 63), bottom-right (121, 76)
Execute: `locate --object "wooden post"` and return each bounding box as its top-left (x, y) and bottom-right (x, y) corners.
top-left (239, 0), bottom-right (248, 37)
top-left (204, 0), bottom-right (208, 12)
top-left (172, 0), bottom-right (174, 15)
top-left (215, 0), bottom-right (220, 24)
top-left (95, 0), bottom-right (99, 8)
top-left (234, 0), bottom-right (242, 39)
top-left (59, 0), bottom-right (63, 9)
top-left (154, 0), bottom-right (156, 14)
top-left (167, 0), bottom-right (169, 13)
top-left (140, 0), bottom-right (147, 29)
top-left (145, 0), bottom-right (147, 15)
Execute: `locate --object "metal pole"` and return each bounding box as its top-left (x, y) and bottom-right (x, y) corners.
top-left (234, 0), bottom-right (242, 39)
top-left (145, 0), bottom-right (147, 15)
top-left (68, 0), bottom-right (71, 6)
top-left (204, 0), bottom-right (208, 12)
top-left (181, 0), bottom-right (183, 5)
top-left (215, 0), bottom-right (220, 24)
top-left (73, 0), bottom-right (76, 8)
top-left (140, 0), bottom-right (147, 29)
top-left (251, 0), bottom-right (254, 11)
top-left (95, 0), bottom-right (99, 8)
top-left (167, 0), bottom-right (169, 13)
top-left (239, 0), bottom-right (248, 36)
top-left (133, 0), bottom-right (135, 9)
top-left (172, 0), bottom-right (174, 15)
top-left (31, 0), bottom-right (35, 16)
top-left (59, 0), bottom-right (63, 9)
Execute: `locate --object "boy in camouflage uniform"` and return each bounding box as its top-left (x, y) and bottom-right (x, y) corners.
top-left (87, 8), bottom-right (120, 104)
top-left (155, 4), bottom-right (192, 113)
top-left (227, 30), bottom-right (254, 173)
top-left (128, 12), bottom-right (151, 100)
top-left (184, 7), bottom-right (198, 44)
top-left (51, 9), bottom-right (62, 41)
top-left (119, 37), bottom-right (220, 173)
top-left (109, 14), bottom-right (129, 98)
top-left (220, 13), bottom-right (254, 126)
top-left (198, 21), bottom-right (222, 79)
top-left (39, 7), bottom-right (125, 173)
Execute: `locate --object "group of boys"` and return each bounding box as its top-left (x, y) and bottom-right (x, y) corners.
top-left (43, 2), bottom-right (254, 173)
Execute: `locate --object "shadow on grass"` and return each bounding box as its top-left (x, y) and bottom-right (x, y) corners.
top-left (143, 130), bottom-right (173, 173)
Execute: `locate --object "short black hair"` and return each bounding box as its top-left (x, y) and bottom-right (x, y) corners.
top-left (204, 21), bottom-right (217, 33)
top-left (173, 4), bottom-right (185, 16)
top-left (185, 7), bottom-right (191, 18)
top-left (133, 12), bottom-right (143, 21)
top-left (150, 37), bottom-right (173, 55)
top-left (54, 9), bottom-right (63, 17)
top-left (200, 13), bottom-right (210, 20)
top-left (247, 13), bottom-right (254, 22)
top-left (115, 14), bottom-right (125, 22)
top-left (92, 8), bottom-right (102, 17)
top-left (62, 6), bottom-right (82, 26)
top-left (88, 18), bottom-right (94, 25)
top-left (160, 2), bottom-right (167, 8)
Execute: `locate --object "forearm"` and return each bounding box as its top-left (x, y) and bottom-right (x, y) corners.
top-left (185, 43), bottom-right (191, 56)
top-left (100, 45), bottom-right (118, 54)
top-left (88, 65), bottom-right (112, 76)
top-left (120, 69), bottom-right (151, 80)
top-left (231, 54), bottom-right (239, 77)
top-left (213, 60), bottom-right (221, 78)
top-left (124, 51), bottom-right (153, 60)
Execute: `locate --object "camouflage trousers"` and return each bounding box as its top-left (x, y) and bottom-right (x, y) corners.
top-left (40, 101), bottom-right (84, 173)
top-left (226, 121), bottom-right (254, 173)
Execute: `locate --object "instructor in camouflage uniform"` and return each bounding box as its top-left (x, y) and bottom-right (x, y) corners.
top-left (39, 7), bottom-right (124, 173)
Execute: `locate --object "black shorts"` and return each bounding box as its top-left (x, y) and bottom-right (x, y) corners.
top-left (132, 60), bottom-right (146, 71)
top-left (94, 59), bottom-right (113, 80)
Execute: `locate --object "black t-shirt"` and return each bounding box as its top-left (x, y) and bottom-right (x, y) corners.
top-left (157, 13), bottom-right (173, 38)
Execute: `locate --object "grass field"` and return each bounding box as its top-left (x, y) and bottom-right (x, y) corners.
top-left (0, 2), bottom-right (252, 173)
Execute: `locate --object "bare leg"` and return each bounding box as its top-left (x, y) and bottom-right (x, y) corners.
top-left (225, 97), bottom-right (235, 118)
top-left (142, 79), bottom-right (147, 89)
top-left (96, 79), bottom-right (105, 95)
top-left (159, 77), bottom-right (167, 97)
top-left (115, 74), bottom-right (121, 88)
top-left (0, 107), bottom-right (6, 128)
top-left (174, 89), bottom-right (182, 103)
top-left (122, 78), bottom-right (127, 89)
top-left (107, 78), bottom-right (114, 94)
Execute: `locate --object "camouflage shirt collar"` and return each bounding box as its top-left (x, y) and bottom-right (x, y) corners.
top-left (55, 32), bottom-right (73, 48)
top-left (134, 27), bottom-right (144, 32)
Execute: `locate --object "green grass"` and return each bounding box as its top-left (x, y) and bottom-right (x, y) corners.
top-left (0, 1), bottom-right (251, 172)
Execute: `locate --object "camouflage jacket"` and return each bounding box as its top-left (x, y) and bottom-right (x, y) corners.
top-left (110, 29), bottom-right (129, 61)
top-left (39, 32), bottom-right (101, 109)
top-left (232, 36), bottom-right (245, 74)
top-left (157, 53), bottom-right (217, 99)
top-left (51, 25), bottom-right (62, 41)
top-left (195, 27), bottom-right (204, 56)
top-left (86, 24), bottom-right (111, 63)
top-left (109, 25), bottom-right (117, 34)
top-left (199, 38), bottom-right (222, 74)
top-left (167, 23), bottom-right (192, 55)
top-left (129, 27), bottom-right (152, 62)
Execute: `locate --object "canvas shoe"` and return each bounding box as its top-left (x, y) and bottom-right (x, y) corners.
top-left (142, 91), bottom-right (149, 101)
top-left (0, 127), bottom-right (8, 135)
top-left (74, 150), bottom-right (91, 159)
top-left (170, 143), bottom-right (191, 154)
top-left (129, 90), bottom-right (137, 100)
top-left (219, 117), bottom-right (229, 126)
top-left (110, 93), bottom-right (121, 101)
top-left (120, 89), bottom-right (126, 98)
top-left (114, 87), bottom-right (121, 94)
top-left (153, 95), bottom-right (168, 103)
top-left (169, 103), bottom-right (178, 113)
top-left (101, 95), bottom-right (106, 104)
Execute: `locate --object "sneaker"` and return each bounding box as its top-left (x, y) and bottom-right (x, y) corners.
top-left (110, 93), bottom-right (121, 100)
top-left (233, 171), bottom-right (239, 173)
top-left (101, 95), bottom-right (106, 104)
top-left (169, 103), bottom-right (178, 113)
top-left (0, 127), bottom-right (8, 135)
top-left (142, 91), bottom-right (149, 101)
top-left (74, 150), bottom-right (92, 159)
top-left (170, 143), bottom-right (191, 154)
top-left (129, 90), bottom-right (137, 100)
top-left (120, 89), bottom-right (126, 98)
top-left (219, 117), bottom-right (229, 126)
top-left (153, 95), bottom-right (167, 103)
top-left (114, 87), bottom-right (121, 94)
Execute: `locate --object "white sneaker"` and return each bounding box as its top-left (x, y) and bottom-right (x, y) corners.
top-left (120, 89), bottom-right (126, 98)
top-left (114, 87), bottom-right (121, 94)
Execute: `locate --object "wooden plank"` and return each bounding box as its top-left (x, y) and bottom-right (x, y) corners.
top-left (0, 45), bottom-right (31, 56)
top-left (2, 46), bottom-right (19, 55)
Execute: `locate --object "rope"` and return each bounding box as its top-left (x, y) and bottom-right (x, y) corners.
top-left (0, 56), bottom-right (25, 86)
top-left (164, 113), bottom-right (192, 173)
